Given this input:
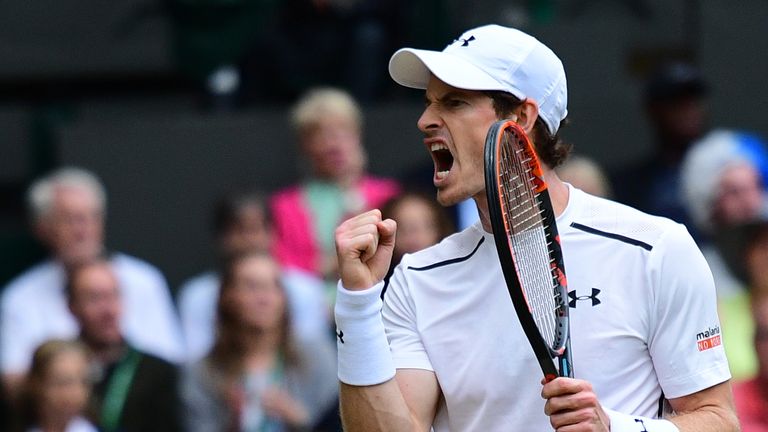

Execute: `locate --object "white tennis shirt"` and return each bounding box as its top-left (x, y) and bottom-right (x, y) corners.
top-left (381, 185), bottom-right (730, 431)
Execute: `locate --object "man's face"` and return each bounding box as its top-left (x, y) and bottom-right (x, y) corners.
top-left (713, 163), bottom-right (763, 227)
top-left (418, 77), bottom-right (499, 206)
top-left (302, 116), bottom-right (365, 182)
top-left (69, 263), bottom-right (122, 347)
top-left (649, 96), bottom-right (708, 148)
top-left (37, 186), bottom-right (104, 267)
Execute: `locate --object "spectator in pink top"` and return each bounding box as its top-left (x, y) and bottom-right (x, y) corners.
top-left (270, 87), bottom-right (400, 297)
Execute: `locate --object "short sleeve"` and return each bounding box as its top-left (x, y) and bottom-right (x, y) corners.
top-left (647, 225), bottom-right (731, 398)
top-left (381, 265), bottom-right (434, 372)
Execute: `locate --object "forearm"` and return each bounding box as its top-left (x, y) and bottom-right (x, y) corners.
top-left (606, 381), bottom-right (740, 432)
top-left (666, 380), bottom-right (740, 432)
top-left (340, 380), bottom-right (427, 432)
top-left (668, 405), bottom-right (740, 432)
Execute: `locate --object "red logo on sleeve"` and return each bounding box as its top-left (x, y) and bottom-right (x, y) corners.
top-left (696, 325), bottom-right (721, 352)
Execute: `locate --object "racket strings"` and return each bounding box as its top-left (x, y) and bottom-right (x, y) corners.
top-left (498, 133), bottom-right (561, 348)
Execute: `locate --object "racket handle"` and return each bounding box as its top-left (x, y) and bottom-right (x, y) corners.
top-left (558, 341), bottom-right (574, 378)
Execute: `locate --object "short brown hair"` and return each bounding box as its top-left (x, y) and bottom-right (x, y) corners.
top-left (483, 90), bottom-right (572, 168)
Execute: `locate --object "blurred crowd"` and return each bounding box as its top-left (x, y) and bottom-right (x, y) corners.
top-left (0, 87), bottom-right (460, 432)
top-left (3, 27), bottom-right (768, 432)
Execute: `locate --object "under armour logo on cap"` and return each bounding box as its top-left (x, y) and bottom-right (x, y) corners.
top-left (388, 24), bottom-right (569, 135)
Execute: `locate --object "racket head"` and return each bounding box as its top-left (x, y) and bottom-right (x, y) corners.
top-left (484, 119), bottom-right (572, 379)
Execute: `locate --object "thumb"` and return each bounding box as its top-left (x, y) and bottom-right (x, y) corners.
top-left (377, 218), bottom-right (397, 251)
top-left (367, 218), bottom-right (397, 280)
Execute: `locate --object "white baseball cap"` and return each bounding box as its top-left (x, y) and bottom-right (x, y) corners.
top-left (389, 24), bottom-right (568, 135)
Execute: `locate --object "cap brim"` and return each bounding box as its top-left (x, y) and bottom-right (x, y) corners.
top-left (389, 48), bottom-right (511, 93)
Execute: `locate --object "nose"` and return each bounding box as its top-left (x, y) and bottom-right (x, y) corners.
top-left (417, 104), bottom-right (441, 133)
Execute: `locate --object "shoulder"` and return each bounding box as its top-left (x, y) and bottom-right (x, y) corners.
top-left (360, 175), bottom-right (400, 191)
top-left (178, 272), bottom-right (219, 299)
top-left (398, 222), bottom-right (486, 272)
top-left (270, 185), bottom-right (303, 204)
top-left (111, 253), bottom-right (167, 284)
top-left (359, 176), bottom-right (401, 206)
top-left (564, 188), bottom-right (689, 253)
top-left (281, 267), bottom-right (323, 291)
top-left (2, 260), bottom-right (59, 304)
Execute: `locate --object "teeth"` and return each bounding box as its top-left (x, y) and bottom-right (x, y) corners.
top-left (431, 143), bottom-right (448, 152)
top-left (436, 170), bottom-right (449, 179)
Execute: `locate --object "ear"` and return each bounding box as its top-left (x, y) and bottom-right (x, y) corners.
top-left (511, 99), bottom-right (540, 135)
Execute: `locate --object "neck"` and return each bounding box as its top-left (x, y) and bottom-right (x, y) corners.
top-left (87, 338), bottom-right (126, 364)
top-left (37, 411), bottom-right (71, 432)
top-left (240, 327), bottom-right (281, 357)
top-left (317, 166), bottom-right (362, 189)
top-left (477, 169), bottom-right (569, 233)
top-left (543, 170), bottom-right (570, 216)
top-left (59, 250), bottom-right (105, 271)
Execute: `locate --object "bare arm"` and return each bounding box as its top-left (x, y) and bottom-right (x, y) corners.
top-left (542, 378), bottom-right (739, 431)
top-left (667, 380), bottom-right (739, 431)
top-left (335, 210), bottom-right (441, 431)
top-left (340, 369), bottom-right (441, 432)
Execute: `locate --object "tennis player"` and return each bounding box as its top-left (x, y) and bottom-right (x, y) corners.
top-left (334, 24), bottom-right (738, 431)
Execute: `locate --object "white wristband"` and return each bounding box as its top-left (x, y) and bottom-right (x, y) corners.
top-left (334, 280), bottom-right (396, 386)
top-left (605, 408), bottom-right (680, 432)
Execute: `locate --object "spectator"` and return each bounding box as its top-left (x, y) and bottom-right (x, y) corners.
top-left (611, 61), bottom-right (710, 235)
top-left (177, 190), bottom-right (329, 361)
top-left (67, 259), bottom-right (181, 432)
top-left (681, 129), bottom-right (768, 380)
top-left (555, 154), bottom-right (612, 198)
top-left (381, 191), bottom-right (455, 269)
top-left (1, 168), bottom-right (184, 398)
top-left (12, 340), bottom-right (95, 432)
top-left (181, 251), bottom-right (338, 432)
top-left (270, 88), bottom-right (400, 298)
top-left (720, 213), bottom-right (768, 430)
top-left (733, 294), bottom-right (768, 431)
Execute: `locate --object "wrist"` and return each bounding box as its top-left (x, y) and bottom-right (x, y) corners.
top-left (605, 408), bottom-right (679, 432)
top-left (335, 280), bottom-right (396, 386)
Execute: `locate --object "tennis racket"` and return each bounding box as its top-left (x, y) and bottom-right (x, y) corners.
top-left (484, 119), bottom-right (573, 382)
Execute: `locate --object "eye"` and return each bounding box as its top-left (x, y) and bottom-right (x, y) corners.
top-left (445, 98), bottom-right (466, 108)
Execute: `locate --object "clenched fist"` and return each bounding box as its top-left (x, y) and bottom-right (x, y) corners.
top-left (335, 209), bottom-right (397, 290)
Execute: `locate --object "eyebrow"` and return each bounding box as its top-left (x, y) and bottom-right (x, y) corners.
top-left (424, 90), bottom-right (472, 106)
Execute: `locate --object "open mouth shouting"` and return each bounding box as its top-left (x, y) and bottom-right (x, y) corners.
top-left (430, 142), bottom-right (454, 182)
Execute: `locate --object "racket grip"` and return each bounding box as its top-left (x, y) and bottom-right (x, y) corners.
top-left (558, 342), bottom-right (574, 378)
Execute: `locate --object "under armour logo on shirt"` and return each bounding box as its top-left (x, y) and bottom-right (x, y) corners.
top-left (568, 288), bottom-right (602, 308)
top-left (336, 330), bottom-right (345, 344)
top-left (459, 35), bottom-right (476, 46)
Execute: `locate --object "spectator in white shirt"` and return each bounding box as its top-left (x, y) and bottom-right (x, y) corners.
top-left (1, 167), bottom-right (184, 398)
